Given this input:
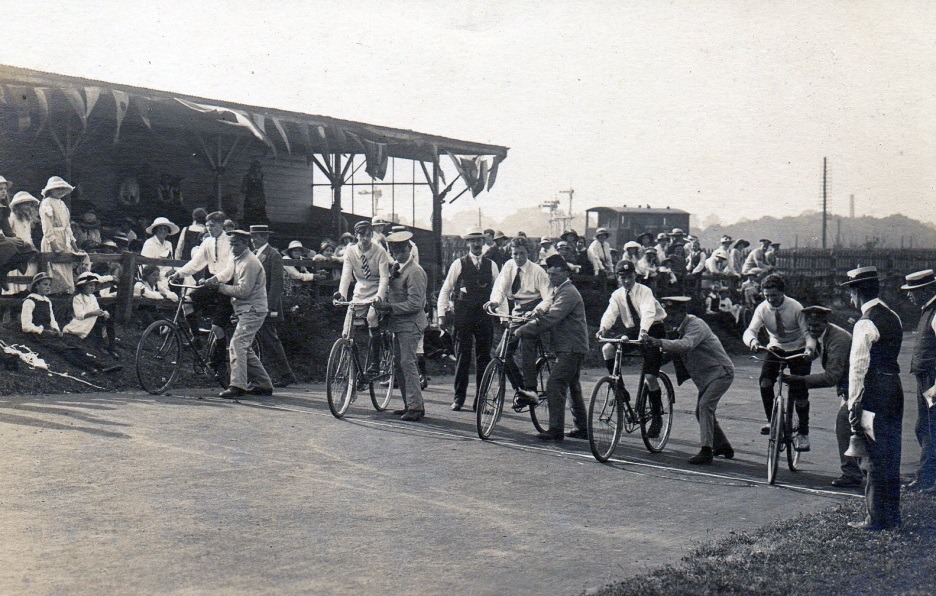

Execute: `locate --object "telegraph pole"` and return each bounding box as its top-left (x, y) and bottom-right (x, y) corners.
top-left (822, 157), bottom-right (828, 249)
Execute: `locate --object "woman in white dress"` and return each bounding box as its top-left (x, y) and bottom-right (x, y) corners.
top-left (5, 191), bottom-right (40, 294)
top-left (39, 176), bottom-right (88, 294)
top-left (140, 216), bottom-right (180, 294)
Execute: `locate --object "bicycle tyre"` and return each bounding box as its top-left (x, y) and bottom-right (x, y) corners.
top-left (136, 320), bottom-right (182, 395)
top-left (787, 400), bottom-right (801, 471)
top-left (370, 332), bottom-right (395, 411)
top-left (638, 371), bottom-right (675, 453)
top-left (530, 356), bottom-right (552, 433)
top-left (588, 377), bottom-right (623, 462)
top-left (476, 359), bottom-right (506, 440)
top-left (326, 338), bottom-right (356, 418)
top-left (767, 396), bottom-right (783, 484)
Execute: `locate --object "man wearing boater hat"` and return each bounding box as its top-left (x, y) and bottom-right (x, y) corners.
top-left (251, 224), bottom-right (298, 388)
top-left (643, 296), bottom-right (735, 464)
top-left (374, 229), bottom-right (428, 421)
top-left (900, 269), bottom-right (936, 493)
top-left (438, 227), bottom-right (499, 411)
top-left (782, 305), bottom-right (862, 488)
top-left (842, 266), bottom-right (903, 530)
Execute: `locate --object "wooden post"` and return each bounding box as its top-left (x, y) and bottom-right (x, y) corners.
top-left (331, 153), bottom-right (343, 233)
top-left (116, 251), bottom-right (138, 323)
top-left (431, 160), bottom-right (443, 293)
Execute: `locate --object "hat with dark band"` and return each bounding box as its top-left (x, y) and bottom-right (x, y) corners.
top-left (802, 305), bottom-right (832, 318)
top-left (249, 224), bottom-right (273, 235)
top-left (615, 260), bottom-right (636, 275)
top-left (901, 269), bottom-right (936, 291)
top-left (462, 226), bottom-right (485, 240)
top-left (75, 271), bottom-right (100, 288)
top-left (720, 235), bottom-right (733, 244)
top-left (624, 241), bottom-right (641, 250)
top-left (29, 272), bottom-right (52, 290)
top-left (540, 237), bottom-right (554, 245)
top-left (841, 266), bottom-right (879, 286)
top-left (227, 229), bottom-right (252, 240)
top-left (660, 296), bottom-right (691, 306)
top-left (595, 228), bottom-right (610, 238)
top-left (387, 231), bottom-right (413, 244)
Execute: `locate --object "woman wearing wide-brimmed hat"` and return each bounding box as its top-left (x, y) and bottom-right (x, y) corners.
top-left (74, 211), bottom-right (103, 250)
top-left (140, 216), bottom-right (181, 295)
top-left (3, 191), bottom-right (41, 295)
top-left (335, 232), bottom-right (355, 258)
top-left (39, 176), bottom-right (89, 294)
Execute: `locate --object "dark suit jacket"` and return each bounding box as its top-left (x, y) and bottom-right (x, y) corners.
top-left (255, 243), bottom-right (284, 318)
top-left (515, 280), bottom-right (589, 354)
top-left (802, 323), bottom-right (851, 392)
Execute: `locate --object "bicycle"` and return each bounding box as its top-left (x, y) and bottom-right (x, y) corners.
top-left (135, 283), bottom-right (243, 395)
top-left (326, 299), bottom-right (396, 418)
top-left (753, 347), bottom-right (809, 484)
top-left (587, 336), bottom-right (676, 462)
top-left (476, 306), bottom-right (554, 440)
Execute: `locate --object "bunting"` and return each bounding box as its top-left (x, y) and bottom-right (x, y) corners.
top-left (112, 90), bottom-right (129, 143)
top-left (33, 87), bottom-right (50, 134)
top-left (251, 113), bottom-right (277, 158)
top-left (271, 117), bottom-right (291, 154)
top-left (6, 85), bottom-right (32, 131)
top-left (62, 87), bottom-right (88, 129)
top-left (175, 98), bottom-right (274, 151)
top-left (487, 154), bottom-right (504, 191)
top-left (133, 95), bottom-right (151, 128)
top-left (83, 87), bottom-right (101, 120)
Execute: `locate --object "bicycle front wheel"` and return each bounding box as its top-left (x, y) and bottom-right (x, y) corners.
top-left (136, 320), bottom-right (182, 395)
top-left (638, 372), bottom-right (675, 453)
top-left (530, 355), bottom-right (552, 433)
top-left (370, 332), bottom-right (395, 411)
top-left (476, 359), bottom-right (506, 440)
top-left (767, 396), bottom-right (783, 484)
top-left (588, 377), bottom-right (623, 462)
top-left (326, 338), bottom-right (356, 418)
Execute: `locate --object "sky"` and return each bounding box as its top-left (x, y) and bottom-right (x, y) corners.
top-left (2, 0), bottom-right (934, 226)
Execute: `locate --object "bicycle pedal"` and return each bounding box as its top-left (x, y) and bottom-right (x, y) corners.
top-left (511, 401), bottom-right (529, 413)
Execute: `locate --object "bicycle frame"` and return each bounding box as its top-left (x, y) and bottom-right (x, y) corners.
top-left (753, 347), bottom-right (808, 483)
top-left (334, 299), bottom-right (382, 383)
top-left (600, 336), bottom-right (648, 432)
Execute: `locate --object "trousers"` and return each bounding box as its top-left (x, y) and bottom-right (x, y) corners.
top-left (228, 310), bottom-right (272, 391)
top-left (695, 368), bottom-right (733, 449)
top-left (256, 317), bottom-right (295, 381)
top-left (394, 325), bottom-right (424, 413)
top-left (546, 352), bottom-right (587, 435)
top-left (835, 396), bottom-right (863, 481)
top-left (453, 316), bottom-right (493, 405)
top-left (913, 373), bottom-right (936, 484)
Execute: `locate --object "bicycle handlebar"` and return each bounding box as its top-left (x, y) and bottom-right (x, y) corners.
top-left (168, 281), bottom-right (203, 291)
top-left (750, 346), bottom-right (810, 362)
top-left (334, 299), bottom-right (378, 307)
top-left (596, 336), bottom-right (644, 346)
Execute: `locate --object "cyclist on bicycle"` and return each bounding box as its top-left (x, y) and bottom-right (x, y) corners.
top-left (484, 237), bottom-right (551, 407)
top-left (335, 219), bottom-right (390, 373)
top-left (742, 273), bottom-right (814, 451)
top-left (597, 260), bottom-right (668, 437)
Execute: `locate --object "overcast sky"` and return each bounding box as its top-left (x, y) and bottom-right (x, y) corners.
top-left (3, 1), bottom-right (934, 225)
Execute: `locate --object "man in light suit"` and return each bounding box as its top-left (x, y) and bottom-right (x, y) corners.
top-left (515, 254), bottom-right (589, 442)
top-left (251, 225), bottom-right (297, 388)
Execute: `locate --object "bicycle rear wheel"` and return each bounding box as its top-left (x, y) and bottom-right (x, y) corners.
top-left (136, 320), bottom-right (182, 395)
top-left (588, 377), bottom-right (623, 462)
top-left (638, 372), bottom-right (675, 453)
top-left (370, 332), bottom-right (395, 411)
top-left (787, 401), bottom-right (801, 471)
top-left (326, 338), bottom-right (356, 418)
top-left (476, 360), bottom-right (506, 440)
top-left (766, 396), bottom-right (783, 484)
top-left (530, 355), bottom-right (552, 433)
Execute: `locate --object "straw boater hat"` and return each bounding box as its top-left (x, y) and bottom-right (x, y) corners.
top-left (656, 232), bottom-right (669, 241)
top-left (386, 230), bottom-right (413, 244)
top-left (41, 176), bottom-right (74, 198)
top-left (9, 191), bottom-right (39, 208)
top-left (146, 217), bottom-right (180, 236)
top-left (391, 225), bottom-right (408, 234)
top-left (29, 272), bottom-right (52, 290)
top-left (75, 271), bottom-right (100, 288)
top-left (660, 295), bottom-right (691, 306)
top-left (287, 240), bottom-right (305, 252)
top-left (249, 224), bottom-right (273, 235)
top-left (371, 216), bottom-right (389, 226)
top-left (226, 229), bottom-right (252, 241)
top-left (670, 228), bottom-right (686, 237)
top-left (99, 239), bottom-right (119, 251)
top-left (595, 228), bottom-right (610, 238)
top-left (841, 266), bottom-right (879, 286)
top-left (901, 269), bottom-right (936, 291)
top-left (462, 226), bottom-right (485, 240)
top-left (720, 235), bottom-right (733, 244)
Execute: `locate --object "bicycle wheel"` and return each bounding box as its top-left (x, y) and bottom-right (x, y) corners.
top-left (530, 355), bottom-right (552, 433)
top-left (786, 399), bottom-right (801, 471)
top-left (588, 377), bottom-right (623, 462)
top-left (476, 359), bottom-right (506, 440)
top-left (370, 332), bottom-right (395, 411)
top-left (638, 372), bottom-right (675, 453)
top-left (136, 320), bottom-right (182, 395)
top-left (326, 338), bottom-right (356, 418)
top-left (766, 396), bottom-right (783, 484)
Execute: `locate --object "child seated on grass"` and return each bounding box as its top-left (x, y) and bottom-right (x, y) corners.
top-left (20, 272), bottom-right (121, 374)
top-left (134, 264), bottom-right (178, 327)
top-left (63, 272), bottom-right (118, 359)
top-left (89, 262), bottom-right (119, 357)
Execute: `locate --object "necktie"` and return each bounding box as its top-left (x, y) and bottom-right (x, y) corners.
top-left (361, 252), bottom-right (371, 279)
top-left (626, 290), bottom-right (641, 327)
top-left (511, 267), bottom-right (522, 295)
top-left (820, 339), bottom-right (827, 369)
top-left (775, 308), bottom-right (786, 337)
top-left (213, 238), bottom-right (218, 262)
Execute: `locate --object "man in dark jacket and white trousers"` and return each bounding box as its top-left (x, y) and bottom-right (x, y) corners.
top-left (843, 266), bottom-right (903, 531)
top-left (251, 225), bottom-right (297, 388)
top-left (515, 255), bottom-right (589, 442)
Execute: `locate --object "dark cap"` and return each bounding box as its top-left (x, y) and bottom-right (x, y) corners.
top-left (802, 305), bottom-right (832, 318)
top-left (353, 220), bottom-right (372, 233)
top-left (615, 260), bottom-right (636, 276)
top-left (544, 254), bottom-right (570, 271)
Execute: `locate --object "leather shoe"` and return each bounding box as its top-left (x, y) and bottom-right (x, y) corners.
top-left (400, 409), bottom-right (425, 421)
top-left (248, 387), bottom-right (273, 396)
top-left (688, 447), bottom-right (714, 465)
top-left (451, 401), bottom-right (464, 411)
top-left (219, 386), bottom-right (247, 399)
top-left (713, 444), bottom-right (735, 459)
top-left (565, 428), bottom-right (589, 440)
top-left (392, 408), bottom-right (408, 416)
top-left (760, 424), bottom-right (771, 435)
top-left (848, 518), bottom-right (898, 532)
top-left (273, 375), bottom-right (297, 388)
top-left (902, 478), bottom-right (935, 492)
top-left (831, 476), bottom-right (863, 488)
top-left (536, 432), bottom-right (563, 442)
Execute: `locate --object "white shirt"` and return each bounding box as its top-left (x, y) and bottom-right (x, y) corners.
top-left (175, 233), bottom-right (234, 282)
top-left (489, 259), bottom-right (551, 306)
top-left (141, 236), bottom-right (174, 261)
top-left (847, 298), bottom-right (884, 409)
top-left (21, 293), bottom-right (59, 334)
top-left (437, 253), bottom-right (500, 315)
top-left (599, 283), bottom-right (666, 334)
top-left (63, 293), bottom-right (104, 338)
top-left (338, 242), bottom-right (390, 301)
top-left (742, 295), bottom-right (809, 351)
top-left (587, 239), bottom-right (613, 274)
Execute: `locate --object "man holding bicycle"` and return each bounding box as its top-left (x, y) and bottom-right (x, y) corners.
top-left (335, 220), bottom-right (390, 373)
top-left (742, 273), bottom-right (814, 451)
top-left (597, 260), bottom-right (668, 437)
top-left (485, 238), bottom-right (551, 407)
top-left (514, 255), bottom-right (589, 441)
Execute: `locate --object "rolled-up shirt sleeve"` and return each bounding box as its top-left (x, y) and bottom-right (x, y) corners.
top-left (437, 259), bottom-right (461, 315)
top-left (848, 318), bottom-right (879, 409)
